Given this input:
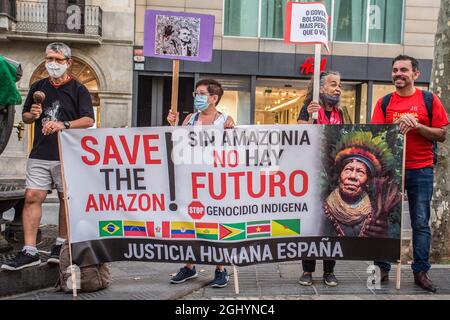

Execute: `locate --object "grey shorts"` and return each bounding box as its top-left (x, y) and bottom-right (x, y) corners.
top-left (26, 159), bottom-right (64, 192)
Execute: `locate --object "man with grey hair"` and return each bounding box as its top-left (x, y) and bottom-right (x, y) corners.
top-left (1, 42), bottom-right (95, 271)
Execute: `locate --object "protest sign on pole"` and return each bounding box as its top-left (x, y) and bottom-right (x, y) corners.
top-left (143, 10), bottom-right (214, 115)
top-left (60, 125), bottom-right (404, 270)
top-left (285, 1), bottom-right (330, 119)
top-left (171, 60), bottom-right (180, 114)
top-left (397, 135), bottom-right (408, 290)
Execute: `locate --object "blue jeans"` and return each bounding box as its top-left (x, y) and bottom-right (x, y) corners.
top-left (375, 168), bottom-right (433, 273)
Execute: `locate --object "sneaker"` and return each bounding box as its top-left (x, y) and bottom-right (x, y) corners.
top-left (323, 273), bottom-right (339, 287)
top-left (47, 244), bottom-right (62, 264)
top-left (170, 266), bottom-right (198, 284)
top-left (211, 268), bottom-right (229, 288)
top-left (1, 250), bottom-right (41, 271)
top-left (298, 272), bottom-right (313, 286)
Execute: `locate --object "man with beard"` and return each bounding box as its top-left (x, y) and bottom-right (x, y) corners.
top-left (371, 55), bottom-right (449, 293)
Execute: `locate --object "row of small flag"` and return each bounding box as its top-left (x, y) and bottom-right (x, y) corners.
top-left (99, 219), bottom-right (301, 240)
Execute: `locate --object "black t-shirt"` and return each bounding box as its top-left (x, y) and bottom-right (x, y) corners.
top-left (22, 78), bottom-right (94, 161)
top-left (297, 103), bottom-right (332, 123)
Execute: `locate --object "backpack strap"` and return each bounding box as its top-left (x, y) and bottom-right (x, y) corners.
top-left (422, 90), bottom-right (434, 127)
top-left (421, 90), bottom-right (438, 164)
top-left (381, 93), bottom-right (393, 119)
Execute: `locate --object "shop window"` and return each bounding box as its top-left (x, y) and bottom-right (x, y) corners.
top-left (255, 78), bottom-right (308, 125)
top-left (333, 0), bottom-right (368, 42)
top-left (224, 0), bottom-right (403, 44)
top-left (371, 84), bottom-right (394, 117)
top-left (333, 0), bottom-right (403, 44)
top-left (255, 78), bottom-right (362, 125)
top-left (368, 0), bottom-right (403, 44)
top-left (359, 83), bottom-right (369, 124)
top-left (224, 0), bottom-right (259, 37)
top-left (200, 75), bottom-right (252, 125)
top-left (260, 0), bottom-right (287, 39)
top-left (338, 82), bottom-right (358, 124)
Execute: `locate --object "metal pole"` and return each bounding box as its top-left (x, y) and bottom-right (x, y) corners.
top-left (312, 44), bottom-right (322, 120)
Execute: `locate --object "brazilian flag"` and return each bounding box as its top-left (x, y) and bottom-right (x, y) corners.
top-left (99, 221), bottom-right (123, 237)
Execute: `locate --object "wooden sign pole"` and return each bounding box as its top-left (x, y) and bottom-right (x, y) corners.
top-left (396, 135), bottom-right (407, 290)
top-left (171, 59), bottom-right (180, 114)
top-left (396, 257), bottom-right (402, 290)
top-left (233, 265), bottom-right (240, 295)
top-left (312, 44), bottom-right (322, 120)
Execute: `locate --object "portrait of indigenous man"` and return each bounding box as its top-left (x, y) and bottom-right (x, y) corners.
top-left (322, 131), bottom-right (401, 238)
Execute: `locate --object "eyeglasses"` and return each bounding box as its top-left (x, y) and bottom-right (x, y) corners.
top-left (192, 91), bottom-right (211, 98)
top-left (45, 57), bottom-right (68, 64)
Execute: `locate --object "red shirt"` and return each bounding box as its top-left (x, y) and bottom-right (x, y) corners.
top-left (371, 88), bottom-right (449, 170)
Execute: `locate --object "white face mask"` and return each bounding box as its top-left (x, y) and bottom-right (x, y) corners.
top-left (45, 61), bottom-right (68, 79)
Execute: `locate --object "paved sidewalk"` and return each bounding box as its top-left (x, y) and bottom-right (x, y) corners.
top-left (2, 201), bottom-right (448, 301)
top-left (4, 260), bottom-right (450, 300)
top-left (3, 262), bottom-right (217, 300)
top-left (182, 261), bottom-right (450, 300)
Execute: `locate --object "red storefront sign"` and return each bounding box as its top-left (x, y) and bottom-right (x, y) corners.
top-left (300, 57), bottom-right (327, 75)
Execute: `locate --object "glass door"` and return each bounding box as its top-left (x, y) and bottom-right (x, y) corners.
top-left (255, 78), bottom-right (309, 125)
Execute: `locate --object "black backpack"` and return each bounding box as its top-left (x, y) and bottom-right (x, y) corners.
top-left (381, 91), bottom-right (438, 164)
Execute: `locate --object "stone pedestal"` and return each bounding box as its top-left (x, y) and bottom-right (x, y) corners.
top-left (0, 235), bottom-right (12, 253)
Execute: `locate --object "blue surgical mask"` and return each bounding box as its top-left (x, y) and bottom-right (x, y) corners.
top-left (194, 95), bottom-right (209, 111)
top-left (323, 94), bottom-right (340, 107)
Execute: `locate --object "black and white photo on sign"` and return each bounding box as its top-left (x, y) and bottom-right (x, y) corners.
top-left (155, 15), bottom-right (200, 57)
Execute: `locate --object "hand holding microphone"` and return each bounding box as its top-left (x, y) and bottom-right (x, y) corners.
top-left (31, 91), bottom-right (45, 120)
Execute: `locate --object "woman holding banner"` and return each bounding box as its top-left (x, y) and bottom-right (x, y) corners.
top-left (167, 79), bottom-right (234, 128)
top-left (166, 78), bottom-right (234, 288)
top-left (297, 71), bottom-right (346, 287)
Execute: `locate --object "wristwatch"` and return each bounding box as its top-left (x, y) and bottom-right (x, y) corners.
top-left (63, 121), bottom-right (71, 129)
